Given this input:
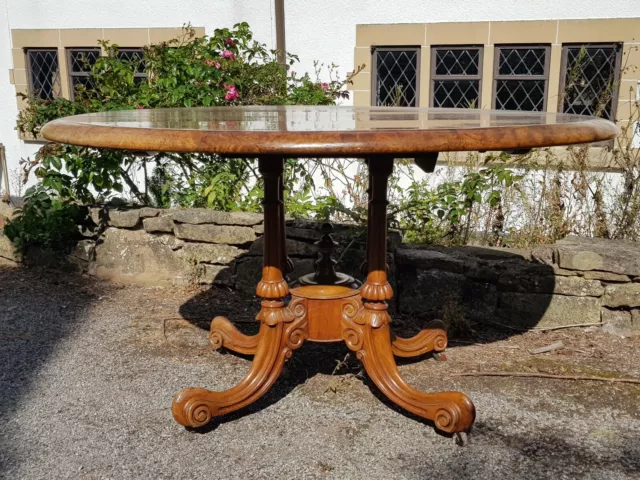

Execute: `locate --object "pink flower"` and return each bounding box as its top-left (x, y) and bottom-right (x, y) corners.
top-left (223, 84), bottom-right (239, 101)
top-left (136, 104), bottom-right (145, 109)
top-left (222, 50), bottom-right (236, 61)
top-left (224, 37), bottom-right (236, 47)
top-left (321, 82), bottom-right (329, 90)
top-left (205, 58), bottom-right (221, 69)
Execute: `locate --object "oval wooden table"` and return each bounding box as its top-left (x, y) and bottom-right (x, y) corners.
top-left (42, 106), bottom-right (618, 442)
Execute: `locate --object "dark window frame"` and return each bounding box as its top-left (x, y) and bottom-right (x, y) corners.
top-left (430, 45), bottom-right (483, 108)
top-left (492, 44), bottom-right (551, 112)
top-left (558, 43), bottom-right (623, 121)
top-left (370, 46), bottom-right (421, 107)
top-left (25, 48), bottom-right (61, 100)
top-left (67, 47), bottom-right (101, 100)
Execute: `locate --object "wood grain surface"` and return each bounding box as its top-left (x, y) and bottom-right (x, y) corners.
top-left (41, 106), bottom-right (619, 157)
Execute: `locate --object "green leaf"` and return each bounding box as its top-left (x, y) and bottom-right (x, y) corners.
top-left (51, 156), bottom-right (62, 170)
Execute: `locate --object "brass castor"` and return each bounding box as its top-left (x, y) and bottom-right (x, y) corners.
top-left (433, 352), bottom-right (448, 362)
top-left (455, 431), bottom-right (469, 447)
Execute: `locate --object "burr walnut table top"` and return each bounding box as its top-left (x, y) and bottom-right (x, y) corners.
top-left (41, 106), bottom-right (618, 157)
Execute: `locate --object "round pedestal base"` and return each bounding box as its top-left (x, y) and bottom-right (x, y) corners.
top-left (289, 285), bottom-right (361, 342)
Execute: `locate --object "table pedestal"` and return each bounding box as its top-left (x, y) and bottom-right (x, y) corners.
top-left (171, 157), bottom-right (475, 437)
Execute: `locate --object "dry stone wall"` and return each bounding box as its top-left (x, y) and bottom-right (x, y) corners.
top-left (396, 237), bottom-right (640, 336)
top-left (1, 206), bottom-right (639, 335)
top-left (67, 207), bottom-right (373, 293)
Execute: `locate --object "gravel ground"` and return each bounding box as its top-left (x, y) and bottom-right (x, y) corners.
top-left (1, 266), bottom-right (639, 479)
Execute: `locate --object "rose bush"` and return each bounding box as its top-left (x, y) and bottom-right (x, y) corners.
top-left (8, 23), bottom-right (361, 254)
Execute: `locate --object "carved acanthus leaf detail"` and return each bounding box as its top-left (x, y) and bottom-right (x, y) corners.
top-left (256, 300), bottom-right (294, 327)
top-left (360, 281), bottom-right (394, 302)
top-left (256, 278), bottom-right (289, 299)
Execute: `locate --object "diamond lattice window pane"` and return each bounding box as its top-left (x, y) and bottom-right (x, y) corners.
top-left (375, 49), bottom-right (418, 107)
top-left (118, 49), bottom-right (146, 74)
top-left (498, 48), bottom-right (546, 76)
top-left (435, 49), bottom-right (480, 76)
top-left (563, 46), bottom-right (619, 120)
top-left (27, 50), bottom-right (61, 100)
top-left (433, 80), bottom-right (480, 108)
top-left (69, 49), bottom-right (100, 73)
top-left (496, 80), bottom-right (546, 111)
top-left (71, 75), bottom-right (95, 93)
top-left (117, 49), bottom-right (142, 63)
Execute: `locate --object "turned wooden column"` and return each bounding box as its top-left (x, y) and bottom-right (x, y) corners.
top-left (257, 157), bottom-right (288, 300)
top-left (279, 160), bottom-right (294, 276)
top-left (361, 157), bottom-right (394, 304)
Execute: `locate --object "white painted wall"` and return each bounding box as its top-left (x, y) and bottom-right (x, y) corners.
top-left (285, 1), bottom-right (640, 92)
top-left (2, 0), bottom-right (640, 193)
top-left (0, 0), bottom-right (22, 197)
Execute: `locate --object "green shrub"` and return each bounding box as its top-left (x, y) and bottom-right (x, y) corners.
top-left (17, 23), bottom-right (358, 212)
top-left (3, 187), bottom-right (87, 255)
top-left (10, 23), bottom-right (362, 254)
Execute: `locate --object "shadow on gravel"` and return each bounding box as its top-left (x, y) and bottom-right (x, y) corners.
top-left (415, 420), bottom-right (640, 477)
top-left (186, 339), bottom-right (356, 433)
top-left (0, 266), bottom-right (106, 473)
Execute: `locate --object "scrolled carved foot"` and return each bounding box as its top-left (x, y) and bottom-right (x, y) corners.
top-left (172, 301), bottom-right (308, 429)
top-left (172, 387), bottom-right (218, 428)
top-left (342, 304), bottom-right (475, 434)
top-left (391, 319), bottom-right (448, 358)
top-left (210, 316), bottom-right (259, 355)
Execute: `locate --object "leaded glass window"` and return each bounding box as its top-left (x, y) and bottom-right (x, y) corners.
top-left (431, 47), bottom-right (482, 108)
top-left (560, 44), bottom-right (622, 120)
top-left (117, 48), bottom-right (147, 85)
top-left (372, 48), bottom-right (419, 107)
top-left (68, 48), bottom-right (101, 100)
top-left (494, 46), bottom-right (550, 112)
top-left (26, 49), bottom-right (61, 100)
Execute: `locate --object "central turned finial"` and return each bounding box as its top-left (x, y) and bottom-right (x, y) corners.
top-left (312, 223), bottom-right (340, 284)
top-left (298, 222), bottom-right (360, 287)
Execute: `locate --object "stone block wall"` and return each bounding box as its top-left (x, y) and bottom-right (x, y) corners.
top-left (34, 207), bottom-right (379, 293)
top-left (1, 206), bottom-right (639, 335)
top-left (396, 237), bottom-right (640, 336)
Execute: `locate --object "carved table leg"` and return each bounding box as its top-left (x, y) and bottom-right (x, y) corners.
top-left (342, 304), bottom-right (474, 434)
top-left (173, 301), bottom-right (307, 427)
top-left (209, 316), bottom-right (260, 355)
top-left (391, 320), bottom-right (448, 358)
top-left (209, 158), bottom-right (292, 356)
top-left (172, 157), bottom-right (307, 428)
top-left (346, 157), bottom-right (475, 435)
